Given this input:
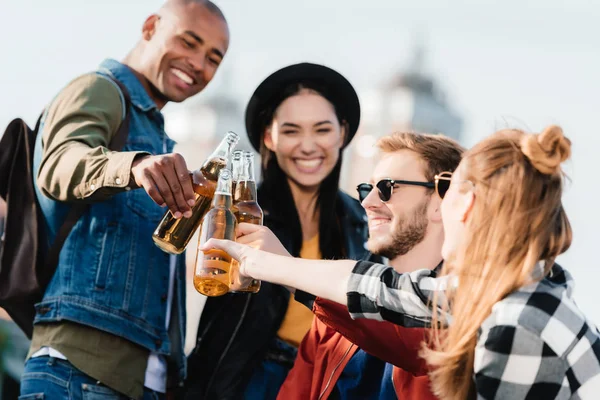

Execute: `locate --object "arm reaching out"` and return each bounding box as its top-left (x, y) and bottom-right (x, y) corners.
top-left (201, 238), bottom-right (354, 304)
top-left (201, 237), bottom-right (453, 325)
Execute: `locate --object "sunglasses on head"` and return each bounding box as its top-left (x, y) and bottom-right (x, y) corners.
top-left (356, 172), bottom-right (453, 203)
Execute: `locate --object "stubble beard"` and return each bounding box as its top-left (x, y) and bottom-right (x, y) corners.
top-left (367, 199), bottom-right (429, 260)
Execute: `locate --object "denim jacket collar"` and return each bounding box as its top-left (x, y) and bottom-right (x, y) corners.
top-left (98, 58), bottom-right (159, 113)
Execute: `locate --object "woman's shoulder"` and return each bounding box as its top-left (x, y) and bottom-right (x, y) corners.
top-left (481, 272), bottom-right (598, 358)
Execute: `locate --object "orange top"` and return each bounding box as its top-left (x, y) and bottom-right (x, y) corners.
top-left (276, 234), bottom-right (321, 347)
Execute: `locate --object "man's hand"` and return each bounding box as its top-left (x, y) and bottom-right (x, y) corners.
top-left (131, 153), bottom-right (196, 218)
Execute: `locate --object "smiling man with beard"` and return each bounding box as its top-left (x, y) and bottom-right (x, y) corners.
top-left (276, 132), bottom-right (464, 400)
top-left (19, 1), bottom-right (229, 399)
top-left (362, 136), bottom-right (449, 270)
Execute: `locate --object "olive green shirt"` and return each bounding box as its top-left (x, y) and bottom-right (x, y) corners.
top-left (37, 73), bottom-right (145, 202)
top-left (30, 73), bottom-right (151, 399)
top-left (29, 322), bottom-right (148, 399)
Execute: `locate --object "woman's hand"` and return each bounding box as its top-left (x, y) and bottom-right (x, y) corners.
top-left (235, 223), bottom-right (292, 257)
top-left (200, 238), bottom-right (263, 279)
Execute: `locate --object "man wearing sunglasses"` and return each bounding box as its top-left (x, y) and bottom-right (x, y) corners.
top-left (278, 132), bottom-right (464, 399)
top-left (356, 147), bottom-right (455, 267)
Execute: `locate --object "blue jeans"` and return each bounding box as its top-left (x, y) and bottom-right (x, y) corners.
top-left (19, 356), bottom-right (164, 400)
top-left (243, 338), bottom-right (298, 400)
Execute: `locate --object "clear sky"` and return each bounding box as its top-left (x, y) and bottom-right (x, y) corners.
top-left (2, 0), bottom-right (599, 321)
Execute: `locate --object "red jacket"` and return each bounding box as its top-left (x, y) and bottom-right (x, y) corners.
top-left (277, 298), bottom-right (437, 400)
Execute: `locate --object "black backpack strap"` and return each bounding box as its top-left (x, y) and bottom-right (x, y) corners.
top-left (42, 77), bottom-right (132, 281)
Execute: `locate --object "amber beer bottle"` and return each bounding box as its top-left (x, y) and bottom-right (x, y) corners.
top-left (230, 151), bottom-right (263, 293)
top-left (231, 150), bottom-right (242, 199)
top-left (193, 168), bottom-right (237, 296)
top-left (152, 131), bottom-right (239, 254)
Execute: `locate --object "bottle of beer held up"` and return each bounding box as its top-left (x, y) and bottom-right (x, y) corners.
top-left (193, 168), bottom-right (237, 297)
top-left (230, 151), bottom-right (263, 293)
top-left (152, 131), bottom-right (239, 254)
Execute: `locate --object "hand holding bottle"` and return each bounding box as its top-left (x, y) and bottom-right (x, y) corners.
top-left (202, 224), bottom-right (292, 291)
top-left (200, 238), bottom-right (261, 281)
top-left (131, 153), bottom-right (195, 218)
top-left (152, 131), bottom-right (239, 255)
top-left (236, 223), bottom-right (291, 258)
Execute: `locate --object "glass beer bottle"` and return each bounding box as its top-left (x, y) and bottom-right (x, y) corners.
top-left (152, 131), bottom-right (239, 254)
top-left (231, 150), bottom-right (243, 199)
top-left (193, 168), bottom-right (237, 296)
top-left (230, 151), bottom-right (263, 293)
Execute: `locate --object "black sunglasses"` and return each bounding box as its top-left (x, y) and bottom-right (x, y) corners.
top-left (357, 173), bottom-right (452, 203)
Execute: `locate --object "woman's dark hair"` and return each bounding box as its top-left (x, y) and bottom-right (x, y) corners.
top-left (257, 80), bottom-right (350, 259)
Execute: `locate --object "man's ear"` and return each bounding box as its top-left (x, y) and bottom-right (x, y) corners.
top-left (142, 14), bottom-right (160, 41)
top-left (429, 195), bottom-right (443, 223)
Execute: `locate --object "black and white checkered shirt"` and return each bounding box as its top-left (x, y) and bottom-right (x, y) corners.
top-left (347, 261), bottom-right (600, 399)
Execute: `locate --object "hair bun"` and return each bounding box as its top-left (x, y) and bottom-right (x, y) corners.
top-left (520, 125), bottom-right (571, 175)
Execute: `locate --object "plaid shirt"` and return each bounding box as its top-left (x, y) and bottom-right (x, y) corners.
top-left (347, 261), bottom-right (600, 399)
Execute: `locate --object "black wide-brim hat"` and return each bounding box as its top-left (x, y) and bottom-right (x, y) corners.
top-left (245, 62), bottom-right (361, 152)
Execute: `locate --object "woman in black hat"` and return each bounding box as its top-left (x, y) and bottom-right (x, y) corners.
top-left (184, 63), bottom-right (376, 400)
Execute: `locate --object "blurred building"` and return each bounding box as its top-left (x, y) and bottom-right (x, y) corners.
top-left (341, 44), bottom-right (463, 194)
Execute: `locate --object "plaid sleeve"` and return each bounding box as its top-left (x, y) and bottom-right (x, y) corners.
top-left (294, 290), bottom-right (316, 310)
top-left (474, 324), bottom-right (569, 399)
top-left (346, 260), bottom-right (454, 327)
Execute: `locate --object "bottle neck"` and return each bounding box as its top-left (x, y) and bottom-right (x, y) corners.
top-left (234, 180), bottom-right (258, 202)
top-left (244, 156), bottom-right (256, 182)
top-left (199, 157), bottom-right (226, 182)
top-left (232, 151), bottom-right (243, 182)
top-left (232, 159), bottom-right (243, 182)
top-left (212, 193), bottom-right (232, 208)
top-left (200, 133), bottom-right (238, 177)
top-left (209, 134), bottom-right (238, 163)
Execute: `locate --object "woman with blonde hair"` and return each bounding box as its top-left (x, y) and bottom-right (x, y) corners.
top-left (203, 125), bottom-right (600, 399)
